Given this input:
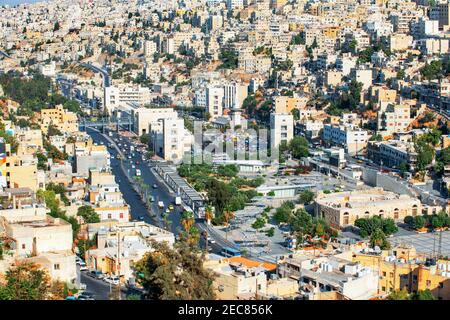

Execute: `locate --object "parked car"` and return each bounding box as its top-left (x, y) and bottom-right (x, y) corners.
top-left (88, 270), bottom-right (104, 280)
top-left (77, 294), bottom-right (94, 300)
top-left (152, 184), bottom-right (158, 189)
top-left (104, 276), bottom-right (120, 285)
top-left (168, 205), bottom-right (174, 211)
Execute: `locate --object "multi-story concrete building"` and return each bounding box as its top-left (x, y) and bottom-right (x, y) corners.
top-left (206, 86), bottom-right (224, 120)
top-left (0, 188), bottom-right (76, 284)
top-left (223, 82), bottom-right (248, 110)
top-left (367, 139), bottom-right (418, 170)
top-left (323, 123), bottom-right (368, 156)
top-left (153, 118), bottom-right (193, 163)
top-left (40, 105), bottom-right (78, 134)
top-left (270, 113), bottom-right (294, 150)
top-left (377, 103), bottom-right (412, 134)
top-left (104, 85), bottom-right (151, 113)
top-left (132, 107), bottom-right (178, 136)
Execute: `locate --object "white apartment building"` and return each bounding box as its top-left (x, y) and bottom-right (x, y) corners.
top-left (104, 86), bottom-right (151, 113)
top-left (336, 53), bottom-right (357, 77)
top-left (377, 103), bottom-right (411, 134)
top-left (39, 61), bottom-right (56, 77)
top-left (153, 118), bottom-right (193, 163)
top-left (206, 86), bottom-right (224, 120)
top-left (352, 68), bottom-right (373, 91)
top-left (323, 124), bottom-right (368, 155)
top-left (143, 40), bottom-right (157, 57)
top-left (270, 113), bottom-right (294, 150)
top-left (132, 107), bottom-right (178, 136)
top-left (223, 82), bottom-right (248, 110)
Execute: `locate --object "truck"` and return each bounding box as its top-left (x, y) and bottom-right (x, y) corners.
top-left (158, 201), bottom-right (164, 208)
top-left (174, 197), bottom-right (181, 206)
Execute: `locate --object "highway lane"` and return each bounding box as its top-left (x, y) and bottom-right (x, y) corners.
top-left (87, 128), bottom-right (183, 235)
top-left (87, 128), bottom-right (242, 256)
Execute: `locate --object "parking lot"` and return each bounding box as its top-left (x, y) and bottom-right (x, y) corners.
top-left (390, 231), bottom-right (450, 257)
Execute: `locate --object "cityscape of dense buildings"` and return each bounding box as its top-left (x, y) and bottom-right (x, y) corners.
top-left (0, 0), bottom-right (450, 303)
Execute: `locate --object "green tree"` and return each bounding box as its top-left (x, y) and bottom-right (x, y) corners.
top-left (139, 134), bottom-right (150, 145)
top-left (411, 289), bottom-right (436, 300)
top-left (77, 205), bottom-right (100, 223)
top-left (288, 136), bottom-right (309, 159)
top-left (0, 263), bottom-right (50, 300)
top-left (133, 240), bottom-right (215, 300)
top-left (369, 228), bottom-right (390, 249)
top-left (252, 217), bottom-right (266, 230)
top-left (413, 215), bottom-right (426, 230)
top-left (387, 289), bottom-right (410, 300)
top-left (273, 201), bottom-right (295, 224)
top-left (420, 60), bottom-right (443, 80)
top-left (299, 190), bottom-right (315, 205)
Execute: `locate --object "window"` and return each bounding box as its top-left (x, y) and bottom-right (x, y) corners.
top-left (439, 282), bottom-right (444, 289)
top-left (108, 214), bottom-right (112, 219)
top-left (382, 286), bottom-right (386, 292)
top-left (120, 213), bottom-right (124, 219)
top-left (22, 244), bottom-right (26, 249)
top-left (382, 272), bottom-right (386, 277)
top-left (426, 280), bottom-right (431, 287)
top-left (54, 264), bottom-right (60, 270)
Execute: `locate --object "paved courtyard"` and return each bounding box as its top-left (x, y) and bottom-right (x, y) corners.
top-left (390, 231), bottom-right (450, 258)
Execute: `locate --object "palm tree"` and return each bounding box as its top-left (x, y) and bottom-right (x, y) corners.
top-left (223, 209), bottom-right (234, 240)
top-left (204, 206), bottom-right (214, 225)
top-left (223, 209), bottom-right (234, 226)
top-left (181, 211), bottom-right (195, 233)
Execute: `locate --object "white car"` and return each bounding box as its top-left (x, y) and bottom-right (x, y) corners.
top-left (104, 276), bottom-right (120, 285)
top-left (79, 263), bottom-right (88, 272)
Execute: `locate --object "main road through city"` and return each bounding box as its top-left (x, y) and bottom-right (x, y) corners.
top-left (87, 128), bottom-right (184, 235)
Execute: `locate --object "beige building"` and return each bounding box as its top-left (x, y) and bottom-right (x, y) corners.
top-left (315, 188), bottom-right (422, 228)
top-left (377, 103), bottom-right (412, 134)
top-left (40, 105), bottom-right (78, 134)
top-left (0, 188), bottom-right (76, 284)
top-left (274, 96), bottom-right (309, 114)
top-left (85, 221), bottom-right (175, 280)
top-left (4, 154), bottom-right (41, 191)
top-left (203, 254), bottom-right (292, 300)
top-left (388, 34), bottom-right (413, 51)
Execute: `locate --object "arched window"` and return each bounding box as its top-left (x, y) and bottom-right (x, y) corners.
top-left (394, 208), bottom-right (399, 220)
top-left (343, 212), bottom-right (349, 225)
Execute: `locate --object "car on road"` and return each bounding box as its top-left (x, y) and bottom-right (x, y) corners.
top-left (88, 270), bottom-right (105, 280)
top-left (78, 294), bottom-right (94, 300)
top-left (104, 276), bottom-right (120, 285)
top-left (79, 263), bottom-right (88, 271)
top-left (168, 204), bottom-right (174, 211)
top-left (139, 216), bottom-right (144, 221)
top-left (165, 208), bottom-right (170, 214)
top-left (207, 237), bottom-right (216, 244)
top-left (152, 184), bottom-right (158, 189)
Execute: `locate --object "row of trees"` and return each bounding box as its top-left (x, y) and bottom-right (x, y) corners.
top-left (404, 212), bottom-right (450, 230)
